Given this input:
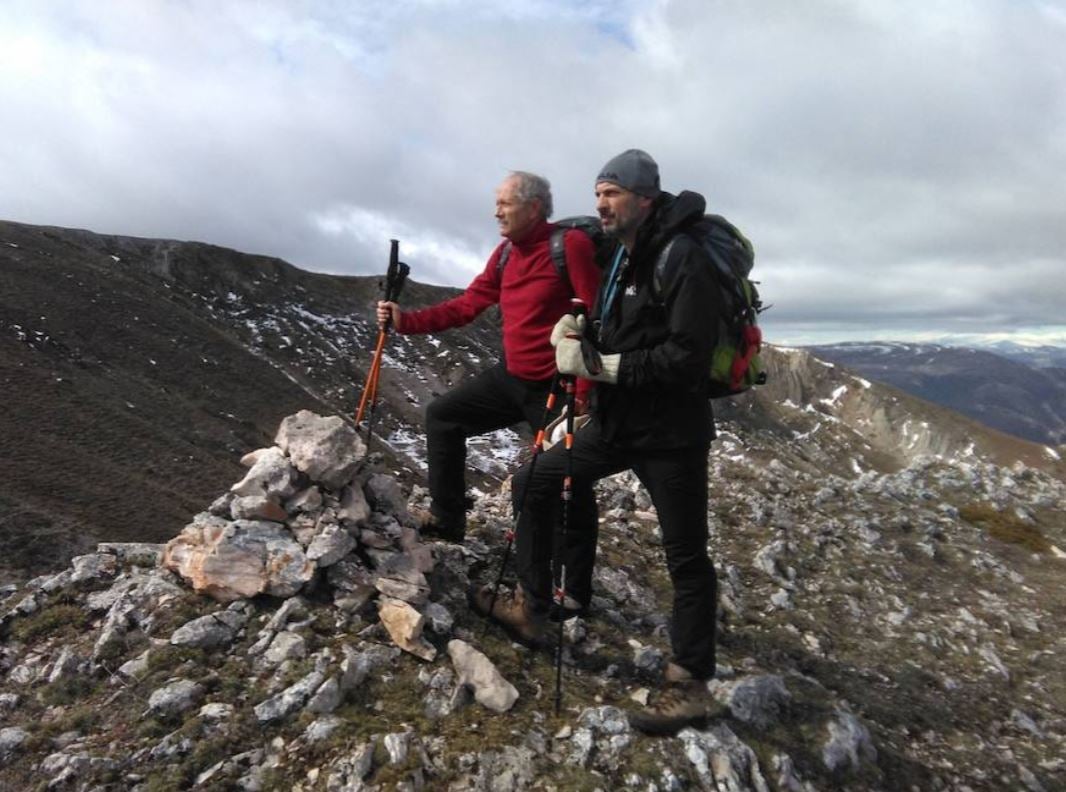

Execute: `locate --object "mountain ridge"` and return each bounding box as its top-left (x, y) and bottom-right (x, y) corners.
top-left (804, 341), bottom-right (1066, 447)
top-left (3, 218), bottom-right (1063, 582)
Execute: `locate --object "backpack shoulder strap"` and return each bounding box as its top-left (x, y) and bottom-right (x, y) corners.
top-left (549, 227), bottom-right (572, 293)
top-left (495, 241), bottom-right (513, 278)
top-left (496, 234), bottom-right (572, 293)
top-left (652, 236), bottom-right (681, 302)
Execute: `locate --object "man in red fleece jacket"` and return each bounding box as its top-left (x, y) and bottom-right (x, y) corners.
top-left (376, 171), bottom-right (601, 614)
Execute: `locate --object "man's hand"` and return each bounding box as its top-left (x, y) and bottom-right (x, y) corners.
top-left (550, 313), bottom-right (585, 348)
top-left (376, 301), bottom-right (401, 329)
top-left (556, 337), bottom-right (620, 383)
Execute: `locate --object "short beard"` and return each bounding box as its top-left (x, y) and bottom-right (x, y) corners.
top-left (604, 213), bottom-right (640, 240)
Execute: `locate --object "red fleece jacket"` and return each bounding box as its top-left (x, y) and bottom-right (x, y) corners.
top-left (395, 220), bottom-right (600, 396)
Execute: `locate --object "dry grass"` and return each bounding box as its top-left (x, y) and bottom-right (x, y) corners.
top-left (959, 502), bottom-right (1053, 553)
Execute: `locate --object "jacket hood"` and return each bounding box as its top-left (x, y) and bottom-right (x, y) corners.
top-left (635, 190), bottom-right (707, 254)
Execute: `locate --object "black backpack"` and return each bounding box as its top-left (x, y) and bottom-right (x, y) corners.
top-left (653, 214), bottom-right (767, 398)
top-left (496, 216), bottom-right (618, 292)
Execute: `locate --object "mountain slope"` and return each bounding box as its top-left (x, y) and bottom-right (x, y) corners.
top-left (805, 342), bottom-right (1066, 447)
top-left (4, 219), bottom-right (1064, 582)
top-left (1, 219), bottom-right (500, 581)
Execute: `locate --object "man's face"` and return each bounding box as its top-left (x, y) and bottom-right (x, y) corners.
top-left (595, 181), bottom-right (652, 240)
top-left (495, 177), bottom-right (541, 241)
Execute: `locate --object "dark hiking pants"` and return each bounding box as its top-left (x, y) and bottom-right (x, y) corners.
top-left (513, 416), bottom-right (717, 678)
top-left (425, 363), bottom-right (599, 608)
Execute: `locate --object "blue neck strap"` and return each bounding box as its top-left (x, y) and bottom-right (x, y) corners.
top-left (598, 247), bottom-right (627, 322)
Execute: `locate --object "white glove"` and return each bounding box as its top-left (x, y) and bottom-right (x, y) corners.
top-left (556, 337), bottom-right (620, 383)
top-left (550, 313), bottom-right (585, 348)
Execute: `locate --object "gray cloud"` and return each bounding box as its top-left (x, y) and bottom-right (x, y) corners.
top-left (1, 0), bottom-right (1063, 345)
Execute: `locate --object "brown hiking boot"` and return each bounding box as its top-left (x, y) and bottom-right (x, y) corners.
top-left (628, 679), bottom-right (720, 736)
top-left (467, 584), bottom-right (547, 647)
top-left (410, 506), bottom-right (464, 543)
top-left (664, 661), bottom-right (694, 684)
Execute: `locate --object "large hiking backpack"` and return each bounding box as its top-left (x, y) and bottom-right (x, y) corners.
top-left (654, 214), bottom-right (767, 398)
top-left (496, 216), bottom-right (618, 292)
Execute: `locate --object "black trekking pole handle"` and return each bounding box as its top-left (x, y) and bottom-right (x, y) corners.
top-left (361, 240), bottom-right (407, 451)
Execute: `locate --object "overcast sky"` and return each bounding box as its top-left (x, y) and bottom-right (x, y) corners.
top-left (2, 0), bottom-right (1064, 345)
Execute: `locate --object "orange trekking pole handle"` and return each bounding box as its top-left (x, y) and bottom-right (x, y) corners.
top-left (355, 328), bottom-right (388, 425)
top-left (355, 240), bottom-right (409, 453)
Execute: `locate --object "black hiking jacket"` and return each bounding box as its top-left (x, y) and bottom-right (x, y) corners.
top-left (591, 190), bottom-right (722, 450)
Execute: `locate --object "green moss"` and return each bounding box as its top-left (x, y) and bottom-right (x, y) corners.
top-left (39, 675), bottom-right (102, 707)
top-left (959, 503), bottom-right (1052, 554)
top-left (145, 645), bottom-right (208, 675)
top-left (148, 594), bottom-right (215, 636)
top-left (141, 771), bottom-right (186, 792)
top-left (9, 602), bottom-right (89, 642)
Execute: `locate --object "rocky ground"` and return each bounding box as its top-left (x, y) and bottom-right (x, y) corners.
top-left (1, 410), bottom-right (1064, 791)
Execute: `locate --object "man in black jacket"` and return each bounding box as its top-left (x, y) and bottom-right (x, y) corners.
top-left (470, 149), bottom-right (723, 735)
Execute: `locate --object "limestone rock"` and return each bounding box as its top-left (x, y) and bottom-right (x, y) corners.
top-left (422, 601), bottom-right (454, 635)
top-left (374, 553), bottom-right (430, 605)
top-left (147, 679), bottom-right (205, 717)
top-left (259, 631), bottom-right (307, 669)
top-left (307, 676), bottom-right (344, 714)
top-left (230, 446), bottom-right (296, 500)
top-left (47, 647), bottom-right (83, 684)
top-left (95, 543), bottom-right (164, 566)
top-left (326, 742), bottom-right (375, 788)
top-left (200, 702), bottom-right (235, 721)
top-left (338, 484), bottom-right (371, 524)
top-left (69, 553), bottom-right (119, 583)
top-left (0, 727), bottom-right (29, 760)
top-left (254, 669), bottom-right (326, 723)
top-left (170, 610), bottom-right (247, 650)
top-left (365, 473), bottom-right (408, 515)
top-left (162, 517), bottom-right (314, 602)
top-left (230, 495), bottom-right (288, 522)
top-left (717, 674), bottom-right (791, 728)
top-left (822, 708), bottom-right (877, 772)
top-left (275, 410), bottom-right (365, 489)
top-left (306, 523), bottom-right (356, 568)
top-left (305, 715), bottom-right (344, 743)
top-left (680, 724), bottom-right (770, 792)
top-left (379, 597), bottom-right (437, 661)
top-left (447, 639), bottom-right (518, 713)
top-left (286, 485), bottom-right (323, 515)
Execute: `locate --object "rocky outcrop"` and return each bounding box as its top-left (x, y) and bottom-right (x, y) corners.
top-left (1, 410), bottom-right (1064, 791)
top-left (160, 410), bottom-right (422, 606)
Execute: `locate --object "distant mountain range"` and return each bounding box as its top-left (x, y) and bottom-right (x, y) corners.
top-left (804, 342), bottom-right (1066, 447)
top-left (979, 340), bottom-right (1066, 369)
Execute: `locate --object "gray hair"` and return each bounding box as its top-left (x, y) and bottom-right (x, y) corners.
top-left (508, 171), bottom-right (553, 219)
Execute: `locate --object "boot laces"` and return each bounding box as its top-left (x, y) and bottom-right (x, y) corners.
top-left (648, 682), bottom-right (706, 716)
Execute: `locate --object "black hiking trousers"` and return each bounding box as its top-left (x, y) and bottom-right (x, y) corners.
top-left (513, 416), bottom-right (717, 678)
top-left (425, 362), bottom-right (599, 608)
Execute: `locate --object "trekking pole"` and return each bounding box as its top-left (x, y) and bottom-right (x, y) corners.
top-left (482, 372), bottom-right (561, 635)
top-left (554, 298), bottom-right (586, 715)
top-left (355, 239), bottom-right (397, 426)
top-left (355, 239), bottom-right (409, 453)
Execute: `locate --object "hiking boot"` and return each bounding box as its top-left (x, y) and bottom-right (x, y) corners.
top-left (627, 680), bottom-right (720, 736)
top-left (548, 593), bottom-right (589, 623)
top-left (468, 584), bottom-right (547, 647)
top-left (664, 661), bottom-right (694, 684)
top-left (411, 506), bottom-right (464, 543)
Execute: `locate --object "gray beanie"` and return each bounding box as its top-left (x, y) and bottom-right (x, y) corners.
top-left (596, 149), bottom-right (660, 198)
